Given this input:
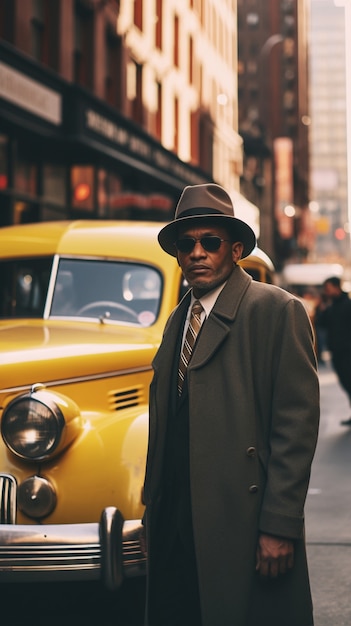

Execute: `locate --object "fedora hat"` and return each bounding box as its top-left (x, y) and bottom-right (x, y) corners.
top-left (158, 183), bottom-right (256, 258)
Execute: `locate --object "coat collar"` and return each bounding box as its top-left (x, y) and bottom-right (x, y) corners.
top-left (153, 265), bottom-right (252, 375)
top-left (206, 264), bottom-right (251, 322)
top-left (188, 265), bottom-right (251, 369)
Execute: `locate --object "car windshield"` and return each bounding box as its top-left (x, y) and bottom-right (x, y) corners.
top-left (0, 257), bottom-right (163, 326)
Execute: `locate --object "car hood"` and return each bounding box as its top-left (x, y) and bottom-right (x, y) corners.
top-left (0, 320), bottom-right (158, 391)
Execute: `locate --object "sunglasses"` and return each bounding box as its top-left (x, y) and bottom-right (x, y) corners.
top-left (174, 236), bottom-right (230, 253)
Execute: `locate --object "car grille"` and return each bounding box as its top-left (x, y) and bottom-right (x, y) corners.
top-left (108, 385), bottom-right (146, 411)
top-left (0, 474), bottom-right (17, 524)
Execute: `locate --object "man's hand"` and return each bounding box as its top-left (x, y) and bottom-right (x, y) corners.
top-left (255, 533), bottom-right (294, 578)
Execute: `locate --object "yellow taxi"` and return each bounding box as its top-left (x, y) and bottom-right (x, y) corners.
top-left (0, 220), bottom-right (274, 589)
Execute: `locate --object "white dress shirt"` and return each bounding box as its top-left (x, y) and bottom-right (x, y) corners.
top-left (181, 281), bottom-right (227, 348)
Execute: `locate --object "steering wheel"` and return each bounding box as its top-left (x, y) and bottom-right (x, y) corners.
top-left (76, 300), bottom-right (139, 322)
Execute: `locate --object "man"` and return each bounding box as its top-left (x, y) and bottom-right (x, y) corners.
top-left (318, 276), bottom-right (351, 425)
top-left (143, 183), bottom-right (320, 626)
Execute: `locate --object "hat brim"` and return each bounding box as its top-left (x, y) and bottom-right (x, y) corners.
top-left (158, 214), bottom-right (256, 258)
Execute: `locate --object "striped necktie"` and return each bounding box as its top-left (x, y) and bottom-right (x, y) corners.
top-left (178, 300), bottom-right (204, 396)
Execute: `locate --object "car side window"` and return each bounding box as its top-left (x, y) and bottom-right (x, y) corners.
top-left (0, 258), bottom-right (53, 318)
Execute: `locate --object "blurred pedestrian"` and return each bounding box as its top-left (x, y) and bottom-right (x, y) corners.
top-left (142, 183), bottom-right (320, 626)
top-left (318, 276), bottom-right (351, 425)
top-left (314, 291), bottom-right (330, 365)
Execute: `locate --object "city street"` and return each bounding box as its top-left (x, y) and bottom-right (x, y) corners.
top-left (306, 359), bottom-right (351, 626)
top-left (2, 360), bottom-right (351, 626)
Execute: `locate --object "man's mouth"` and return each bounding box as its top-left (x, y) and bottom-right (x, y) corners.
top-left (188, 265), bottom-right (210, 273)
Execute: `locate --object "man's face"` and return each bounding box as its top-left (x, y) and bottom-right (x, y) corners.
top-left (323, 281), bottom-right (341, 300)
top-left (175, 222), bottom-right (244, 298)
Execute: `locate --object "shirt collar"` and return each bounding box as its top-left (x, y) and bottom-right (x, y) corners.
top-left (189, 281), bottom-right (227, 319)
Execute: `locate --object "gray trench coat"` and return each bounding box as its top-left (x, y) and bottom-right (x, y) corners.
top-left (143, 265), bottom-right (320, 626)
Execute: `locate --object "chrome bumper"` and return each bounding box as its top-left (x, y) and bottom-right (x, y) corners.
top-left (0, 507), bottom-right (146, 590)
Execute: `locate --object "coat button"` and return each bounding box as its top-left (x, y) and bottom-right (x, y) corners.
top-left (246, 446), bottom-right (256, 457)
top-left (249, 484), bottom-right (259, 493)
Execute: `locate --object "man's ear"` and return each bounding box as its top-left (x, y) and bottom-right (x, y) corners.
top-left (231, 241), bottom-right (244, 263)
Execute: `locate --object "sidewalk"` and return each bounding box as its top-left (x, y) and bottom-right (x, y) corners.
top-left (308, 544), bottom-right (351, 626)
top-left (306, 361), bottom-right (351, 626)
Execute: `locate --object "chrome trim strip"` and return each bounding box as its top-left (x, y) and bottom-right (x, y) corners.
top-left (0, 474), bottom-right (17, 524)
top-left (1, 365), bottom-right (152, 395)
top-left (100, 506), bottom-right (124, 590)
top-left (43, 254), bottom-right (60, 320)
top-left (0, 510), bottom-right (146, 588)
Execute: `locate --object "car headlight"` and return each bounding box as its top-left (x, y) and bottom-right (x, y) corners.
top-left (1, 384), bottom-right (82, 461)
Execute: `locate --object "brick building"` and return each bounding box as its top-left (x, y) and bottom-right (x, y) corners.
top-left (237, 0), bottom-right (313, 267)
top-left (0, 0), bottom-right (258, 234)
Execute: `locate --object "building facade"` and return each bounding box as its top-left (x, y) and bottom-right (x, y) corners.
top-left (0, 0), bottom-right (259, 234)
top-left (309, 0), bottom-right (350, 264)
top-left (237, 0), bottom-right (313, 267)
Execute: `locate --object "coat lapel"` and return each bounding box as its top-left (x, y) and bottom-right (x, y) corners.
top-left (189, 266), bottom-right (251, 371)
top-left (152, 293), bottom-right (191, 411)
top-left (152, 294), bottom-right (190, 377)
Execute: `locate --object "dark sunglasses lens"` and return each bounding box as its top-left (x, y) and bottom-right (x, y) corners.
top-left (175, 239), bottom-right (195, 252)
top-left (201, 237), bottom-right (222, 251)
top-left (175, 237), bottom-right (223, 252)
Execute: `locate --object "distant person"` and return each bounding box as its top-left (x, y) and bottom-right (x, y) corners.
top-left (142, 183), bottom-right (320, 626)
top-left (318, 276), bottom-right (351, 425)
top-left (314, 292), bottom-right (330, 365)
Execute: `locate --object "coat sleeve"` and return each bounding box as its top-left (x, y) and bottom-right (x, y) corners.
top-left (258, 298), bottom-right (320, 539)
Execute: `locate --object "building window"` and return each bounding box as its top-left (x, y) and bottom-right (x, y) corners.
top-left (14, 145), bottom-right (37, 196)
top-left (190, 110), bottom-right (198, 164)
top-left (174, 97), bottom-right (179, 153)
top-left (174, 14), bottom-right (179, 67)
top-left (74, 2), bottom-right (94, 90)
top-left (108, 171), bottom-right (123, 216)
top-left (134, 0), bottom-right (143, 31)
top-left (156, 82), bottom-right (162, 140)
top-left (31, 0), bottom-right (45, 61)
top-left (247, 60), bottom-right (257, 74)
top-left (189, 36), bottom-right (194, 84)
top-left (71, 166), bottom-right (94, 211)
top-left (31, 0), bottom-right (58, 70)
top-left (131, 62), bottom-right (143, 125)
top-left (283, 89), bottom-right (295, 111)
top-left (0, 0), bottom-right (14, 43)
top-left (97, 168), bottom-right (109, 217)
top-left (199, 111), bottom-right (213, 175)
top-left (43, 164), bottom-right (66, 206)
top-left (282, 0), bottom-right (294, 13)
top-left (97, 169), bottom-right (123, 218)
top-left (105, 29), bottom-right (122, 108)
top-left (284, 38), bottom-right (295, 58)
top-left (155, 0), bottom-right (162, 49)
top-left (249, 88), bottom-right (259, 105)
top-left (0, 136), bottom-right (9, 191)
top-left (127, 61), bottom-right (144, 124)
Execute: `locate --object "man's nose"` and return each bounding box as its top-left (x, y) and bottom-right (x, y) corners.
top-left (190, 241), bottom-right (207, 256)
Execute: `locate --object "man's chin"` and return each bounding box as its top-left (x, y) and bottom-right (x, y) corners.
top-left (191, 278), bottom-right (218, 296)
